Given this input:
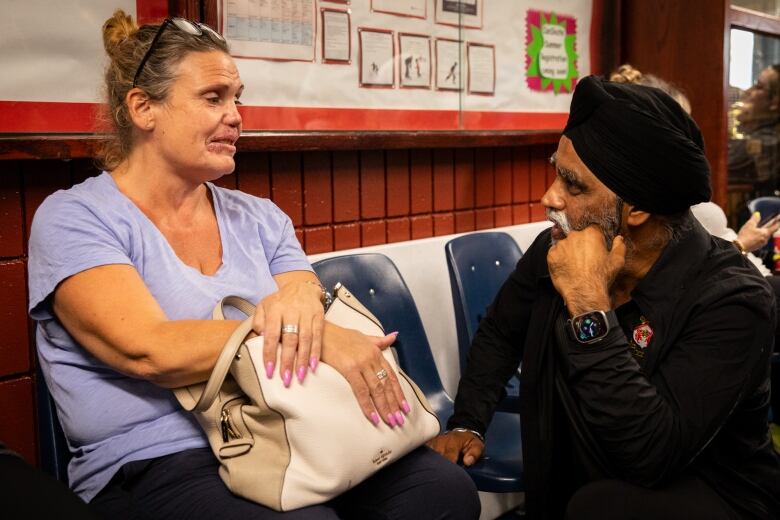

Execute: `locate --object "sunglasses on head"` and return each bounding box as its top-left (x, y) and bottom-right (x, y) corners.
top-left (132, 18), bottom-right (226, 88)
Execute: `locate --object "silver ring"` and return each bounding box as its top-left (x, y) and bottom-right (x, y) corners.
top-left (281, 324), bottom-right (299, 335)
top-left (376, 369), bottom-right (388, 381)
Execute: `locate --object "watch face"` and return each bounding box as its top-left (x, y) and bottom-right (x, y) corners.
top-left (571, 311), bottom-right (609, 343)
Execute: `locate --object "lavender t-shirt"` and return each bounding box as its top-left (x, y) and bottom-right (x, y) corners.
top-left (27, 172), bottom-right (312, 501)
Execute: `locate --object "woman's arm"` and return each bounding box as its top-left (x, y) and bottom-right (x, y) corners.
top-left (53, 264), bottom-right (239, 388)
top-left (55, 264), bottom-right (408, 427)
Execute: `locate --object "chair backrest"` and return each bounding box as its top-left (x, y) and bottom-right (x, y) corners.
top-left (312, 253), bottom-right (453, 424)
top-left (445, 232), bottom-right (522, 372)
top-left (35, 363), bottom-right (70, 483)
top-left (747, 196), bottom-right (780, 218)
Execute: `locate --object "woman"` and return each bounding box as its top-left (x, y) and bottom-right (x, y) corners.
top-left (27, 10), bottom-right (479, 519)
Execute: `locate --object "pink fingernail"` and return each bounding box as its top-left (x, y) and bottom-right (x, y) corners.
top-left (297, 366), bottom-right (307, 383)
top-left (283, 370), bottom-right (292, 388)
top-left (370, 412), bottom-right (380, 425)
top-left (401, 400), bottom-right (411, 414)
top-left (394, 411), bottom-right (405, 426)
top-left (309, 356), bottom-right (318, 372)
top-left (265, 362), bottom-right (275, 379)
top-left (389, 331), bottom-right (399, 337)
top-left (386, 413), bottom-right (396, 427)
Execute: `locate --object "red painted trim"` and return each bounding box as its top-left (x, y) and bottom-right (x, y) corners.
top-left (461, 111), bottom-right (566, 130)
top-left (239, 106), bottom-right (566, 131)
top-left (0, 101), bottom-right (102, 133)
top-left (136, 0), bottom-right (168, 25)
top-left (0, 100), bottom-right (565, 133)
top-left (239, 106), bottom-right (456, 130)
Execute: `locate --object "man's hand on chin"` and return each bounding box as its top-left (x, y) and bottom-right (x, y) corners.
top-left (547, 225), bottom-right (626, 316)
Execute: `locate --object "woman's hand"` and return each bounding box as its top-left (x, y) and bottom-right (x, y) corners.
top-left (321, 323), bottom-right (410, 428)
top-left (254, 274), bottom-right (325, 387)
top-left (737, 212), bottom-right (780, 252)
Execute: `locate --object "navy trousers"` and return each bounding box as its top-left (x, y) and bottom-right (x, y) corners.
top-left (89, 446), bottom-right (480, 520)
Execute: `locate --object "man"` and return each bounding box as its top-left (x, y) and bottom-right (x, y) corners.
top-left (429, 76), bottom-right (780, 519)
top-left (729, 64), bottom-right (780, 195)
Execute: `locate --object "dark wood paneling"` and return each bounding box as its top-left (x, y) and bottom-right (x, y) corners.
top-left (410, 150), bottom-right (433, 214)
top-left (270, 153), bottom-right (303, 226)
top-left (302, 152), bottom-right (332, 225)
top-left (454, 149), bottom-right (475, 210)
top-left (236, 153), bottom-right (270, 198)
top-left (0, 163), bottom-right (24, 258)
top-left (0, 261), bottom-right (29, 377)
top-left (433, 149), bottom-right (454, 212)
top-left (360, 151), bottom-right (386, 220)
top-left (332, 152), bottom-right (360, 223)
top-left (475, 148), bottom-right (495, 209)
top-left (621, 0), bottom-right (729, 207)
top-left (386, 150), bottom-right (410, 217)
top-left (0, 377), bottom-right (36, 464)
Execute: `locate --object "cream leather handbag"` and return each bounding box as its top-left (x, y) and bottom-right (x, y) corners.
top-left (174, 284), bottom-right (440, 511)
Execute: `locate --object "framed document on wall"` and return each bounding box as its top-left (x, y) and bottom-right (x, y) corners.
top-left (436, 38), bottom-right (462, 91)
top-left (399, 33), bottom-right (431, 89)
top-left (359, 28), bottom-right (395, 88)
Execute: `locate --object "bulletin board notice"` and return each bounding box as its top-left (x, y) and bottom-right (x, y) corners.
top-left (0, 0), bottom-right (597, 133)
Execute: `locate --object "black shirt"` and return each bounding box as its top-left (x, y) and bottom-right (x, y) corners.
top-left (448, 217), bottom-right (780, 519)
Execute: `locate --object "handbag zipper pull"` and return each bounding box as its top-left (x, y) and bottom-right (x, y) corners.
top-left (221, 408), bottom-right (240, 442)
top-left (221, 410), bottom-right (230, 442)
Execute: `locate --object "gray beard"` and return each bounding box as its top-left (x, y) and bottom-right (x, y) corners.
top-left (546, 197), bottom-right (630, 256)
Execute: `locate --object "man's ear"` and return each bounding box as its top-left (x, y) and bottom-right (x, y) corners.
top-left (625, 205), bottom-right (651, 227)
top-left (126, 88), bottom-right (155, 130)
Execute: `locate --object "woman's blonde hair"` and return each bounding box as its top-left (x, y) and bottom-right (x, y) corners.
top-left (609, 63), bottom-right (691, 114)
top-left (98, 10), bottom-right (229, 170)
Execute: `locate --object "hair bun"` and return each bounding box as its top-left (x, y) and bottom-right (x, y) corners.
top-left (102, 9), bottom-right (138, 58)
top-left (609, 64), bottom-right (643, 84)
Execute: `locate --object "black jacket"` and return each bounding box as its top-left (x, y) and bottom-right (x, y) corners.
top-left (449, 218), bottom-right (780, 519)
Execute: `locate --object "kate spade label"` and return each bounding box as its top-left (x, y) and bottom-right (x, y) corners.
top-left (372, 447), bottom-right (392, 466)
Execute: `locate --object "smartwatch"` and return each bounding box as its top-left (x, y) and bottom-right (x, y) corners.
top-left (567, 310), bottom-right (619, 344)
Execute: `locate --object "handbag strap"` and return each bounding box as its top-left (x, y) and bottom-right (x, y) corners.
top-left (180, 297), bottom-right (258, 412)
top-left (212, 295), bottom-right (256, 320)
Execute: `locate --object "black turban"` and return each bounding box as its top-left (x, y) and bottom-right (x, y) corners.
top-left (563, 75), bottom-right (711, 215)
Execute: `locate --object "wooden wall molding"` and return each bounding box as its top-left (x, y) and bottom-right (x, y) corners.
top-left (730, 5), bottom-right (780, 35)
top-left (0, 131), bottom-right (560, 161)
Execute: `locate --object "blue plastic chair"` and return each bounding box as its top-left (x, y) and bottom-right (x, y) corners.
top-left (446, 232), bottom-right (523, 412)
top-left (746, 196), bottom-right (780, 218)
top-left (313, 253), bottom-right (523, 492)
top-left (35, 362), bottom-right (70, 483)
